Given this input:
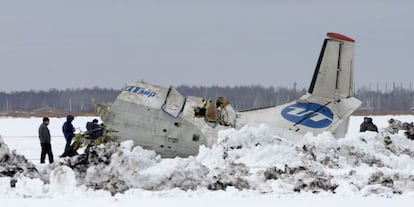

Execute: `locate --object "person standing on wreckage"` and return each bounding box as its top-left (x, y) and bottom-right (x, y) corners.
top-left (61, 114), bottom-right (75, 157)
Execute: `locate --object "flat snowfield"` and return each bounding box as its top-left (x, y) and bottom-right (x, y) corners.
top-left (1, 116), bottom-right (98, 162)
top-left (1, 115), bottom-right (414, 206)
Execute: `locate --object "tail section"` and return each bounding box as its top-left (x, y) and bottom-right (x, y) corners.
top-left (240, 33), bottom-right (361, 138)
top-left (308, 32), bottom-right (355, 100)
top-left (292, 32), bottom-right (361, 137)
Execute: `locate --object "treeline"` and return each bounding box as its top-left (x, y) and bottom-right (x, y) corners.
top-left (176, 85), bottom-right (306, 110)
top-left (356, 86), bottom-right (414, 112)
top-left (0, 85), bottom-right (413, 113)
top-left (0, 85), bottom-right (305, 112)
top-left (0, 87), bottom-right (119, 113)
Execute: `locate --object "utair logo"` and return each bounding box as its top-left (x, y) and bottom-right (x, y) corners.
top-left (124, 86), bottom-right (156, 98)
top-left (281, 102), bottom-right (333, 128)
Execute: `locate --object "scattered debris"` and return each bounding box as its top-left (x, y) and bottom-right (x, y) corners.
top-left (2, 122), bottom-right (414, 196)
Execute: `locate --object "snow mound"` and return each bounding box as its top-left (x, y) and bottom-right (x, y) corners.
top-left (3, 122), bottom-right (414, 197)
top-left (0, 139), bottom-right (40, 183)
top-left (0, 135), bottom-right (10, 162)
top-left (48, 124), bottom-right (414, 196)
top-left (49, 166), bottom-right (77, 194)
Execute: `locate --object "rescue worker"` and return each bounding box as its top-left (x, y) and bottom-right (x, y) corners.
top-left (366, 117), bottom-right (379, 132)
top-left (86, 119), bottom-right (102, 140)
top-left (61, 114), bottom-right (75, 157)
top-left (360, 117), bottom-right (378, 133)
top-left (216, 96), bottom-right (237, 127)
top-left (85, 119), bottom-right (103, 155)
top-left (359, 117), bottom-right (369, 132)
top-left (86, 119), bottom-right (99, 133)
top-left (38, 117), bottom-right (53, 164)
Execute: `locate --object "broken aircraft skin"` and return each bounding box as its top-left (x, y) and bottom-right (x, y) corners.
top-left (95, 32), bottom-right (362, 158)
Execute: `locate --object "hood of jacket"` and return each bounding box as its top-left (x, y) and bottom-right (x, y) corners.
top-left (66, 115), bottom-right (74, 122)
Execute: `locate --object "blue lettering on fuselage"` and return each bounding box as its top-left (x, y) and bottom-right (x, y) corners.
top-left (281, 102), bottom-right (333, 128)
top-left (124, 86), bottom-right (156, 98)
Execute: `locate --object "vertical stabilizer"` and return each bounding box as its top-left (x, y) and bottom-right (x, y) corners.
top-left (299, 32), bottom-right (360, 137)
top-left (308, 33), bottom-right (355, 100)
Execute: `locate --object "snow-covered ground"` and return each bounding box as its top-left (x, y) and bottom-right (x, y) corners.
top-left (1, 115), bottom-right (414, 206)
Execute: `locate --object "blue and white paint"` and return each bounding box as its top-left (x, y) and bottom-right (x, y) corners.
top-left (281, 102), bottom-right (333, 128)
top-left (124, 86), bottom-right (156, 98)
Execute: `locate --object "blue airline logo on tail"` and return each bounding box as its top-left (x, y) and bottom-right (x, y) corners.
top-left (281, 102), bottom-right (333, 128)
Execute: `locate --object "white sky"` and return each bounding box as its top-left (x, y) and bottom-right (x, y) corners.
top-left (1, 0), bottom-right (413, 92)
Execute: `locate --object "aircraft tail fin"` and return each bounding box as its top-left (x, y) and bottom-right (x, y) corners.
top-left (297, 32), bottom-right (361, 137)
top-left (308, 32), bottom-right (355, 100)
top-left (269, 33), bottom-right (361, 138)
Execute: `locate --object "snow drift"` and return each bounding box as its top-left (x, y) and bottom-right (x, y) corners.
top-left (1, 135), bottom-right (40, 182)
top-left (2, 120), bottom-right (414, 198)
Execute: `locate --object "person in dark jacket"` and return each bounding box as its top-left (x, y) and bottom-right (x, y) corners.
top-left (38, 117), bottom-right (53, 164)
top-left (86, 119), bottom-right (103, 139)
top-left (360, 117), bottom-right (378, 133)
top-left (366, 117), bottom-right (379, 132)
top-left (61, 115), bottom-right (75, 157)
top-left (359, 117), bottom-right (369, 132)
top-left (84, 119), bottom-right (103, 155)
top-left (86, 119), bottom-right (99, 132)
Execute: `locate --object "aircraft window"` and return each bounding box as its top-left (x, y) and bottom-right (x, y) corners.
top-left (192, 134), bottom-right (200, 142)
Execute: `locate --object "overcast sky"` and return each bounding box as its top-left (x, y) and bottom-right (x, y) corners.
top-left (1, 0), bottom-right (413, 92)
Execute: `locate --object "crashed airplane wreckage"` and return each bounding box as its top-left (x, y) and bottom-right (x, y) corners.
top-left (94, 32), bottom-right (361, 158)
